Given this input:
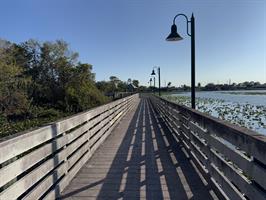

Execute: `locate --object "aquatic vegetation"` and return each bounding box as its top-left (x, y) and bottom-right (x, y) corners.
top-left (163, 94), bottom-right (266, 135)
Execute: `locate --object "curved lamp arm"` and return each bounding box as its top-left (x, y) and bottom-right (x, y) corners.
top-left (173, 13), bottom-right (191, 36)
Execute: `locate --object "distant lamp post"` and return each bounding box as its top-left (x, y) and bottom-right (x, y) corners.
top-left (153, 76), bottom-right (156, 94)
top-left (151, 66), bottom-right (161, 96)
top-left (166, 13), bottom-right (196, 109)
top-left (149, 78), bottom-right (153, 88)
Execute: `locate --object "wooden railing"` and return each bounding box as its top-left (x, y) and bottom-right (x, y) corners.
top-left (0, 94), bottom-right (139, 200)
top-left (150, 95), bottom-right (266, 200)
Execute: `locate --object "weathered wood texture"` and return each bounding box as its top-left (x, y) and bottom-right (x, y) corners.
top-left (60, 96), bottom-right (218, 200)
top-left (0, 94), bottom-right (138, 200)
top-left (150, 95), bottom-right (266, 200)
top-left (1, 93), bottom-right (265, 200)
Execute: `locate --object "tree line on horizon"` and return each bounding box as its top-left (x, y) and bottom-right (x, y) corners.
top-left (160, 81), bottom-right (266, 92)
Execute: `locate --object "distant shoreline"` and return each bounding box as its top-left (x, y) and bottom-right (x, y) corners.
top-left (161, 88), bottom-right (266, 94)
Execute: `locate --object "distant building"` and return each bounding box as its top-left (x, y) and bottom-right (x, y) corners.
top-left (127, 83), bottom-right (138, 92)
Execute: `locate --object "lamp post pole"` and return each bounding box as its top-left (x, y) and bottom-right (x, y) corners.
top-left (191, 14), bottom-right (195, 109)
top-left (151, 66), bottom-right (161, 96)
top-left (166, 13), bottom-right (196, 109)
top-left (149, 78), bottom-right (152, 93)
top-left (153, 77), bottom-right (156, 94)
top-left (158, 67), bottom-right (161, 96)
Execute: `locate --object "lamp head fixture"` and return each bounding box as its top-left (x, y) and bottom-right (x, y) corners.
top-left (166, 24), bottom-right (183, 41)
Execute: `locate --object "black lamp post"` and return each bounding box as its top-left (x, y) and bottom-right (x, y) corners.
top-left (151, 66), bottom-right (161, 96)
top-left (166, 13), bottom-right (196, 109)
top-left (153, 76), bottom-right (156, 94)
top-left (148, 78), bottom-right (153, 93)
top-left (149, 78), bottom-right (152, 88)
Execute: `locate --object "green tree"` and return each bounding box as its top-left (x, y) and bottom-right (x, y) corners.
top-left (0, 38), bottom-right (110, 136)
top-left (0, 42), bottom-right (31, 117)
top-left (1, 39), bottom-right (108, 114)
top-left (96, 81), bottom-right (110, 93)
top-left (132, 80), bottom-right (139, 87)
top-left (65, 63), bottom-right (107, 112)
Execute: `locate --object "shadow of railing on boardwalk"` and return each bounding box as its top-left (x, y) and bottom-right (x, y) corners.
top-left (59, 96), bottom-right (216, 199)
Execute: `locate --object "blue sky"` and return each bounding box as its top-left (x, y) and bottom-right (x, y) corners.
top-left (0, 0), bottom-right (265, 87)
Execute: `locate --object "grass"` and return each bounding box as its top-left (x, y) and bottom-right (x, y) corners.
top-left (0, 108), bottom-right (71, 138)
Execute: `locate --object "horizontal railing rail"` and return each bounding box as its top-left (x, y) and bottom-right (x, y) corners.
top-left (150, 95), bottom-right (266, 200)
top-left (0, 94), bottom-right (139, 200)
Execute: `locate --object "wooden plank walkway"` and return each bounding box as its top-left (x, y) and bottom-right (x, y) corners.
top-left (59, 97), bottom-right (218, 200)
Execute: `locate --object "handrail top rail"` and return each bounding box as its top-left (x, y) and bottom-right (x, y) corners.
top-left (156, 95), bottom-right (266, 144)
top-left (0, 94), bottom-right (139, 200)
top-left (154, 95), bottom-right (266, 154)
top-left (150, 94), bottom-right (266, 200)
top-left (0, 94), bottom-right (135, 144)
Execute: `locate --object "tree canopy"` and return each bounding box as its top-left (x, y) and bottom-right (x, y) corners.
top-left (0, 39), bottom-right (108, 118)
top-left (0, 38), bottom-right (141, 137)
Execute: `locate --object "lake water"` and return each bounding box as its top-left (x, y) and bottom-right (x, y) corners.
top-left (172, 90), bottom-right (266, 106)
top-left (166, 90), bottom-right (266, 135)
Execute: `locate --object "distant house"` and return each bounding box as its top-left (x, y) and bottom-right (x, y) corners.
top-left (127, 83), bottom-right (138, 92)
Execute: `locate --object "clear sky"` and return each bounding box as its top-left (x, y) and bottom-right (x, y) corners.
top-left (0, 0), bottom-right (265, 87)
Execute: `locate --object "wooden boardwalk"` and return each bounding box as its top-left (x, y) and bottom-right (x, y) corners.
top-left (59, 97), bottom-right (218, 200)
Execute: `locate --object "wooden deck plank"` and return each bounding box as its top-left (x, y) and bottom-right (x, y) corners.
top-left (59, 97), bottom-right (217, 200)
